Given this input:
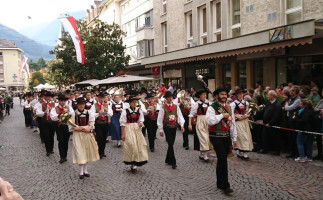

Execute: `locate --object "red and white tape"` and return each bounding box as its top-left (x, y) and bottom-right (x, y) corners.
top-left (248, 120), bottom-right (323, 136)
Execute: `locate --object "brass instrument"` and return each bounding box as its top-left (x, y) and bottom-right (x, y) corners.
top-left (59, 109), bottom-right (77, 127)
top-left (177, 90), bottom-right (191, 107)
top-left (33, 113), bottom-right (38, 121)
top-left (114, 88), bottom-right (123, 96)
top-left (154, 92), bottom-right (165, 104)
top-left (246, 103), bottom-right (265, 115)
top-left (24, 102), bottom-right (32, 110)
top-left (109, 87), bottom-right (118, 95)
top-left (197, 74), bottom-right (216, 99)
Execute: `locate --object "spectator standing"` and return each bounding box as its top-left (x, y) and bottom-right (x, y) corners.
top-left (158, 83), bottom-right (166, 95)
top-left (313, 90), bottom-right (323, 161)
top-left (308, 87), bottom-right (321, 107)
top-left (167, 82), bottom-right (174, 94)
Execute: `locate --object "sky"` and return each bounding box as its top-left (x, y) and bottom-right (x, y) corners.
top-left (0, 0), bottom-right (95, 31)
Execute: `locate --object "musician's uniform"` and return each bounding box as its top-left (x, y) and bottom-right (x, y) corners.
top-left (206, 102), bottom-right (236, 190)
top-left (50, 104), bottom-right (74, 161)
top-left (35, 100), bottom-right (57, 155)
top-left (90, 102), bottom-right (113, 157)
top-left (120, 107), bottom-right (148, 167)
top-left (157, 103), bottom-right (185, 167)
top-left (21, 99), bottom-right (32, 127)
top-left (230, 100), bottom-right (253, 159)
top-left (31, 98), bottom-right (39, 132)
top-left (144, 100), bottom-right (158, 151)
top-left (85, 98), bottom-right (95, 110)
top-left (189, 100), bottom-right (210, 160)
top-left (71, 98), bottom-right (78, 110)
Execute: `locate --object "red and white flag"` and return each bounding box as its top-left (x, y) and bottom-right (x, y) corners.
top-left (19, 56), bottom-right (29, 79)
top-left (59, 17), bottom-right (85, 64)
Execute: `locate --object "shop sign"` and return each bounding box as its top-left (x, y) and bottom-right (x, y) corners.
top-left (152, 66), bottom-right (160, 76)
top-left (269, 26), bottom-right (292, 43)
top-left (195, 68), bottom-right (210, 75)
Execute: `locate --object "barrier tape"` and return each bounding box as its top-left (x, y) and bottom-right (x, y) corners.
top-left (248, 120), bottom-right (323, 136)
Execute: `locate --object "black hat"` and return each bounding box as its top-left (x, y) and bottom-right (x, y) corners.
top-left (125, 95), bottom-right (139, 103)
top-left (58, 94), bottom-right (68, 101)
top-left (65, 90), bottom-right (71, 94)
top-left (234, 88), bottom-right (244, 94)
top-left (76, 97), bottom-right (86, 104)
top-left (97, 92), bottom-right (105, 98)
top-left (195, 89), bottom-right (209, 97)
top-left (146, 93), bottom-right (154, 99)
top-left (131, 90), bottom-right (139, 96)
top-left (124, 90), bottom-right (131, 97)
top-left (164, 91), bottom-right (173, 98)
top-left (26, 92), bottom-right (33, 97)
top-left (213, 87), bottom-right (229, 96)
top-left (150, 90), bottom-right (156, 95)
top-left (44, 91), bottom-right (53, 97)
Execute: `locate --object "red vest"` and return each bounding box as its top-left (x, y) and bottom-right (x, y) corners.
top-left (42, 102), bottom-right (53, 121)
top-left (126, 108), bottom-right (140, 123)
top-left (197, 102), bottom-right (209, 115)
top-left (95, 102), bottom-right (107, 121)
top-left (145, 101), bottom-right (157, 120)
top-left (55, 105), bottom-right (66, 119)
top-left (208, 104), bottom-right (231, 133)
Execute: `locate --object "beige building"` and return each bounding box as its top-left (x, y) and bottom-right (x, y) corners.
top-left (142, 0), bottom-right (323, 91)
top-left (0, 39), bottom-right (28, 91)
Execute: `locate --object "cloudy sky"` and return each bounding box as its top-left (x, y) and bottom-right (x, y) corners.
top-left (0, 0), bottom-right (94, 30)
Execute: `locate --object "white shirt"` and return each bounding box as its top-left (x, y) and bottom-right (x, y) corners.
top-left (110, 100), bottom-right (124, 117)
top-left (90, 101), bottom-right (113, 119)
top-left (119, 107), bottom-right (144, 126)
top-left (188, 99), bottom-right (210, 118)
top-left (72, 109), bottom-right (95, 129)
top-left (66, 99), bottom-right (73, 108)
top-left (205, 104), bottom-right (237, 141)
top-left (157, 103), bottom-right (185, 133)
top-left (35, 100), bottom-right (53, 117)
top-left (50, 103), bottom-right (74, 122)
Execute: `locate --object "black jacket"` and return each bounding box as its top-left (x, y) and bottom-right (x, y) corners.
top-left (263, 99), bottom-right (282, 126)
top-left (293, 107), bottom-right (314, 132)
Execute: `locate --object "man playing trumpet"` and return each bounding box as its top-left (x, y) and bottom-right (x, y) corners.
top-left (50, 94), bottom-right (75, 164)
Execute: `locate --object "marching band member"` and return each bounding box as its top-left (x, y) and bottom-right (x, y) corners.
top-left (31, 92), bottom-right (40, 132)
top-left (50, 94), bottom-right (74, 164)
top-left (144, 93), bottom-right (158, 152)
top-left (35, 91), bottom-right (56, 156)
top-left (230, 88), bottom-right (253, 160)
top-left (90, 92), bottom-right (112, 159)
top-left (120, 95), bottom-right (148, 172)
top-left (206, 87), bottom-right (236, 195)
top-left (21, 92), bottom-right (33, 128)
top-left (84, 92), bottom-right (95, 110)
top-left (188, 89), bottom-right (211, 162)
top-left (109, 90), bottom-right (124, 147)
top-left (72, 91), bottom-right (80, 110)
top-left (157, 91), bottom-right (185, 169)
top-left (72, 97), bottom-right (99, 179)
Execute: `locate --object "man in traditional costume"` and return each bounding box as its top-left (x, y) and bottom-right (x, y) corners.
top-left (157, 91), bottom-right (185, 169)
top-left (120, 95), bottom-right (148, 172)
top-left (144, 93), bottom-right (158, 152)
top-left (50, 94), bottom-right (74, 164)
top-left (230, 89), bottom-right (253, 160)
top-left (188, 89), bottom-right (210, 162)
top-left (91, 92), bottom-right (112, 159)
top-left (84, 92), bottom-right (95, 110)
top-left (21, 92), bottom-right (33, 128)
top-left (206, 87), bottom-right (237, 195)
top-left (72, 97), bottom-right (100, 179)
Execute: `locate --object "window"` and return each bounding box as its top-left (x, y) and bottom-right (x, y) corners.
top-left (212, 1), bottom-right (221, 41)
top-left (137, 40), bottom-right (154, 58)
top-left (253, 60), bottom-right (263, 86)
top-left (135, 11), bottom-right (153, 29)
top-left (199, 5), bottom-right (207, 44)
top-left (162, 23), bottom-right (168, 53)
top-left (231, 0), bottom-right (241, 37)
top-left (0, 52), bottom-right (2, 56)
top-left (267, 12), bottom-right (277, 21)
top-left (237, 62), bottom-right (246, 89)
top-left (185, 12), bottom-right (193, 43)
top-left (222, 64), bottom-right (231, 87)
top-left (285, 0), bottom-right (302, 25)
top-left (162, 0), bottom-right (167, 14)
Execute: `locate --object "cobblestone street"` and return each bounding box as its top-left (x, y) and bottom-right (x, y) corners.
top-left (0, 99), bottom-right (322, 200)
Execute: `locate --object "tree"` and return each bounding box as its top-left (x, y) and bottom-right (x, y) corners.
top-left (29, 71), bottom-right (46, 90)
top-left (28, 57), bottom-right (47, 71)
top-left (46, 59), bottom-right (70, 90)
top-left (49, 19), bottom-right (129, 85)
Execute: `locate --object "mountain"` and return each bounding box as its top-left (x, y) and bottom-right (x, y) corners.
top-left (19, 11), bottom-right (86, 47)
top-left (0, 24), bottom-right (53, 61)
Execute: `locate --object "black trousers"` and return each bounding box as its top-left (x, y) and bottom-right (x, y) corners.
top-left (142, 125), bottom-right (147, 137)
top-left (56, 124), bottom-right (70, 159)
top-left (164, 126), bottom-right (177, 165)
top-left (37, 118), bottom-right (45, 142)
top-left (42, 121), bottom-right (56, 153)
top-left (5, 104), bottom-right (10, 115)
top-left (182, 115), bottom-right (189, 147)
top-left (262, 126), bottom-right (281, 153)
top-left (23, 109), bottom-right (32, 127)
top-left (193, 124), bottom-right (200, 151)
top-left (210, 136), bottom-right (231, 190)
top-left (95, 123), bottom-right (109, 156)
top-left (146, 119), bottom-right (157, 149)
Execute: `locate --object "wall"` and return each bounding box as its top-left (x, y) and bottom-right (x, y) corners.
top-left (0, 49), bottom-right (22, 87)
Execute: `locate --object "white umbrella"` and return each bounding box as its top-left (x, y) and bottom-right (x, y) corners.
top-left (75, 79), bottom-right (100, 86)
top-left (98, 75), bottom-right (153, 85)
top-left (0, 87), bottom-right (6, 91)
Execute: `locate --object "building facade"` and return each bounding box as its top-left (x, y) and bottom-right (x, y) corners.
top-left (0, 39), bottom-right (27, 91)
top-left (141, 0), bottom-right (323, 91)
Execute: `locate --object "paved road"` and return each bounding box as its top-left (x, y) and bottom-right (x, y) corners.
top-left (0, 98), bottom-right (323, 200)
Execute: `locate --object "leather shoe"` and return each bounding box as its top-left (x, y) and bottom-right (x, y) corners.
top-left (59, 158), bottom-right (67, 164)
top-left (172, 165), bottom-right (177, 169)
top-left (150, 148), bottom-right (155, 152)
top-left (79, 175), bottom-right (84, 179)
top-left (223, 188), bottom-right (234, 195)
top-left (46, 153), bottom-right (50, 156)
top-left (185, 146), bottom-right (189, 150)
top-left (102, 154), bottom-right (107, 157)
top-left (50, 151), bottom-right (54, 154)
top-left (84, 173), bottom-right (90, 177)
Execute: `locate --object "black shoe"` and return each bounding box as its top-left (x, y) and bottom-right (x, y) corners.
top-left (46, 153), bottom-right (50, 156)
top-left (84, 173), bottom-right (90, 177)
top-left (184, 146), bottom-right (189, 150)
top-left (100, 155), bottom-right (103, 159)
top-left (172, 165), bottom-right (177, 169)
top-left (79, 175), bottom-right (84, 179)
top-left (258, 149), bottom-right (268, 154)
top-left (50, 151), bottom-right (54, 154)
top-left (223, 188), bottom-right (234, 195)
top-left (150, 148), bottom-right (155, 152)
top-left (313, 155), bottom-right (323, 160)
top-left (102, 154), bottom-right (107, 157)
top-left (199, 156), bottom-right (204, 160)
top-left (272, 152), bottom-right (280, 156)
top-left (59, 158), bottom-right (67, 164)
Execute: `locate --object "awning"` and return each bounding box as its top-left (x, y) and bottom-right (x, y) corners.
top-left (97, 75), bottom-right (154, 85)
top-left (75, 79), bottom-right (100, 86)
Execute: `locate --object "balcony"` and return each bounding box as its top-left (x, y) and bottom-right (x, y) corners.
top-left (136, 26), bottom-right (154, 42)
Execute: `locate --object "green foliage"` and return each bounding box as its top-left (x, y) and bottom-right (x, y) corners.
top-left (48, 19), bottom-right (129, 86)
top-left (28, 57), bottom-right (47, 71)
top-left (29, 71), bottom-right (46, 90)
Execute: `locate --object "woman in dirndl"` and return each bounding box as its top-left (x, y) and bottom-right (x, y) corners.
top-left (120, 95), bottom-right (148, 172)
top-left (109, 93), bottom-right (124, 147)
top-left (72, 97), bottom-right (100, 179)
